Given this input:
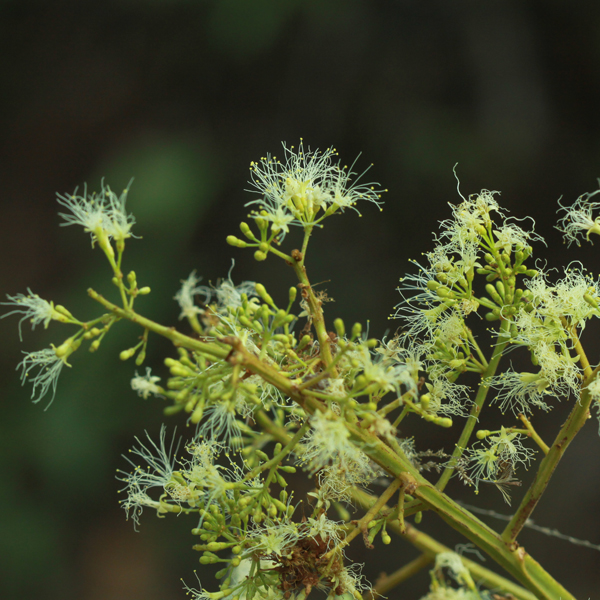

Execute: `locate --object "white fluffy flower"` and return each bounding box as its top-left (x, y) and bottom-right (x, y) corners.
top-left (246, 140), bottom-right (384, 237)
top-left (556, 187), bottom-right (600, 246)
top-left (2, 288), bottom-right (70, 341)
top-left (131, 367), bottom-right (162, 399)
top-left (174, 270), bottom-right (205, 320)
top-left (18, 346), bottom-right (74, 406)
top-left (56, 179), bottom-right (136, 245)
top-left (117, 425), bottom-right (179, 527)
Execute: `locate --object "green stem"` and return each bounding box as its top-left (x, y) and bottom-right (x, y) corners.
top-left (501, 387), bottom-right (593, 544)
top-left (88, 288), bottom-right (230, 361)
top-left (345, 421), bottom-right (575, 599)
top-left (242, 421), bottom-right (310, 481)
top-left (518, 414), bottom-right (549, 455)
top-left (501, 324), bottom-right (596, 544)
top-left (290, 260), bottom-right (336, 371)
top-left (363, 553), bottom-right (433, 600)
top-left (436, 318), bottom-right (511, 491)
top-left (299, 226), bottom-right (312, 267)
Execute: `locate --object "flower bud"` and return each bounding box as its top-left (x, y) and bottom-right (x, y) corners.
top-left (255, 283), bottom-right (274, 307)
top-left (54, 305), bottom-right (74, 319)
top-left (333, 318), bottom-right (345, 338)
top-left (226, 235), bottom-right (248, 248)
top-left (135, 348), bottom-right (146, 366)
top-left (239, 221), bottom-right (253, 238)
top-left (119, 347), bottom-right (137, 361)
top-left (254, 250), bottom-right (267, 261)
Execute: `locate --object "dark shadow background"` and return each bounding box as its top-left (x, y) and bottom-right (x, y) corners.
top-left (1, 1), bottom-right (599, 599)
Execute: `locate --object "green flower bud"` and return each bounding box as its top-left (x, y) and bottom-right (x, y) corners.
top-left (255, 283), bottom-right (275, 307)
top-left (254, 215), bottom-right (267, 231)
top-left (54, 336), bottom-right (81, 358)
top-left (485, 284), bottom-right (503, 306)
top-left (119, 347), bottom-right (137, 361)
top-left (351, 322), bottom-right (362, 339)
top-left (54, 305), bottom-right (74, 319)
top-left (289, 286), bottom-right (297, 303)
top-left (226, 235), bottom-right (248, 248)
top-left (135, 348), bottom-right (146, 366)
top-left (239, 221), bottom-right (253, 239)
top-left (191, 404), bottom-right (204, 423)
top-left (206, 542), bottom-right (231, 552)
top-left (333, 318), bottom-right (345, 338)
top-left (495, 280), bottom-right (505, 299)
top-left (254, 250), bottom-right (267, 261)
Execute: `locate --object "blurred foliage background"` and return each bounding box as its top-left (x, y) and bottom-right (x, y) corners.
top-left (1, 1), bottom-right (599, 598)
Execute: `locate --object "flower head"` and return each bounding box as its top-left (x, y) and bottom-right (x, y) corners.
top-left (296, 409), bottom-right (376, 502)
top-left (174, 270), bottom-right (205, 320)
top-left (117, 425), bottom-right (179, 527)
top-left (556, 187), bottom-right (600, 246)
top-left (131, 367), bottom-right (163, 399)
top-left (56, 179), bottom-right (136, 246)
top-left (246, 140), bottom-right (384, 237)
top-left (18, 347), bottom-right (67, 406)
top-left (2, 288), bottom-right (70, 341)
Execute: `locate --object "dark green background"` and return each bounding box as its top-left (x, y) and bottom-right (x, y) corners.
top-left (1, 1), bottom-right (599, 598)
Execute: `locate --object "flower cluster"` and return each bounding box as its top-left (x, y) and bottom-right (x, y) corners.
top-left (7, 145), bottom-right (600, 600)
top-left (246, 139), bottom-right (385, 238)
top-left (465, 427), bottom-right (535, 503)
